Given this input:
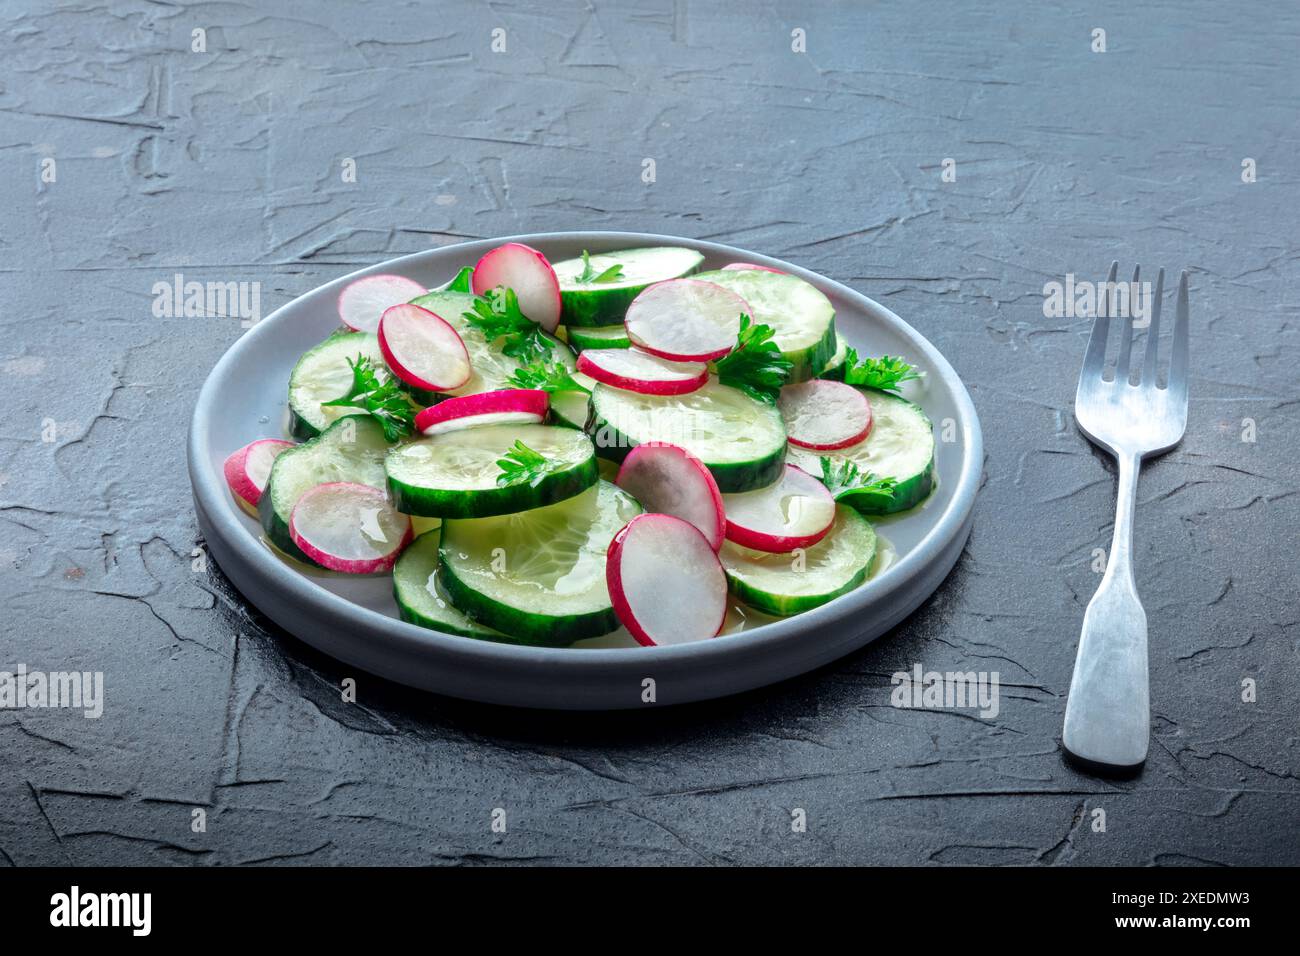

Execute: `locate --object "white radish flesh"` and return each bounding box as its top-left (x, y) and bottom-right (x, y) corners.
top-left (471, 243), bottom-right (562, 332)
top-left (722, 464), bottom-right (836, 553)
top-left (778, 380), bottom-right (873, 450)
top-left (378, 303), bottom-right (472, 391)
top-left (577, 348), bottom-right (708, 396)
top-left (615, 443), bottom-right (725, 550)
top-left (606, 514), bottom-right (728, 646)
top-left (289, 482), bottom-right (412, 573)
top-left (415, 389), bottom-right (549, 436)
top-left (337, 274), bottom-right (426, 333)
top-left (623, 279), bottom-right (749, 362)
top-left (224, 439), bottom-right (294, 512)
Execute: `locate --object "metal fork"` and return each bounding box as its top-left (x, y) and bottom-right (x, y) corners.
top-left (1062, 262), bottom-right (1189, 771)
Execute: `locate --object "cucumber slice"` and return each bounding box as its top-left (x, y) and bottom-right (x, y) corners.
top-left (258, 415), bottom-right (391, 563)
top-left (549, 371), bottom-right (596, 430)
top-left (392, 531), bottom-right (508, 639)
top-left (588, 379), bottom-right (786, 493)
top-left (786, 389), bottom-right (935, 514)
top-left (405, 290), bottom-right (577, 404)
top-left (550, 388), bottom-right (592, 430)
top-left (694, 270), bottom-right (837, 383)
top-left (552, 247), bottom-right (705, 327)
top-left (385, 422), bottom-right (598, 518)
top-left (287, 330), bottom-right (387, 440)
top-left (721, 505), bottom-right (877, 615)
top-left (565, 325), bottom-right (631, 351)
top-left (438, 481), bottom-right (644, 645)
top-left (817, 334), bottom-right (850, 380)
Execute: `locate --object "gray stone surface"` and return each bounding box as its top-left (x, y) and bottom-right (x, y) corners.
top-left (1, 1), bottom-right (1296, 865)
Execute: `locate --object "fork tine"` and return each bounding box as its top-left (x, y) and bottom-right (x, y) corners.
top-left (1081, 260), bottom-right (1118, 380)
top-left (1167, 270), bottom-right (1190, 402)
top-left (1113, 264), bottom-right (1139, 383)
top-left (1140, 267), bottom-right (1165, 386)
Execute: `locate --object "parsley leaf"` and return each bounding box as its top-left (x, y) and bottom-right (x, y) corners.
top-left (817, 457), bottom-right (897, 503)
top-left (508, 359), bottom-right (588, 394)
top-left (463, 288), bottom-right (554, 363)
top-left (443, 266), bottom-right (474, 293)
top-left (577, 250), bottom-right (624, 284)
top-left (713, 314), bottom-right (793, 404)
top-left (841, 350), bottom-right (921, 393)
top-left (495, 440), bottom-right (553, 488)
top-left (320, 354), bottom-right (414, 442)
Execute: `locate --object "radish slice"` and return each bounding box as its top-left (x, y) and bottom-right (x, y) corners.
top-left (378, 303), bottom-right (472, 391)
top-left (606, 513), bottom-right (728, 646)
top-left (471, 242), bottom-right (562, 333)
top-left (778, 380), bottom-right (873, 450)
top-left (415, 389), bottom-right (549, 436)
top-left (624, 279), bottom-right (749, 362)
top-left (615, 443), bottom-right (725, 550)
top-left (723, 464), bottom-right (836, 553)
top-left (721, 262), bottom-right (785, 275)
top-left (289, 482), bottom-right (413, 574)
top-left (224, 439), bottom-right (294, 512)
top-left (337, 274), bottom-right (426, 333)
top-left (577, 348), bottom-right (708, 396)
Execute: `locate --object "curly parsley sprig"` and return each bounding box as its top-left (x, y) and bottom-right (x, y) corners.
top-left (464, 288), bottom-right (554, 363)
top-left (495, 440), bottom-right (554, 488)
top-left (712, 314), bottom-right (793, 404)
top-left (320, 354), bottom-right (415, 442)
top-left (817, 457), bottom-right (897, 504)
top-left (841, 350), bottom-right (921, 393)
top-left (508, 358), bottom-right (588, 394)
top-left (576, 250), bottom-right (624, 284)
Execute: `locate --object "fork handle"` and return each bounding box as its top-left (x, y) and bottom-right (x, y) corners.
top-left (1062, 451), bottom-right (1150, 769)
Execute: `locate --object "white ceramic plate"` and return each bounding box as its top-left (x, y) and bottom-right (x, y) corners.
top-left (188, 232), bottom-right (981, 709)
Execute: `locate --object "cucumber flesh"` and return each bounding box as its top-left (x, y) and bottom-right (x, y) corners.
top-left (287, 331), bottom-right (387, 440)
top-left (694, 269), bottom-right (836, 383)
top-left (785, 389), bottom-right (935, 514)
top-left (589, 378), bottom-right (787, 493)
top-left (721, 505), bottom-right (877, 615)
top-left (550, 388), bottom-right (592, 430)
top-left (392, 531), bottom-right (508, 639)
top-left (565, 325), bottom-right (631, 351)
top-left (438, 481), bottom-right (644, 645)
top-left (549, 371), bottom-right (595, 430)
top-left (407, 290), bottom-right (576, 403)
top-left (385, 422), bottom-right (598, 518)
top-left (552, 246), bottom-right (705, 327)
top-left (259, 415), bottom-right (391, 563)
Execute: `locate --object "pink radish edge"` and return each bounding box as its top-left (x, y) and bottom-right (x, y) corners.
top-left (337, 274), bottom-right (427, 333)
top-left (606, 513), bottom-right (728, 647)
top-left (415, 389), bottom-right (549, 434)
top-left (289, 482), bottom-right (412, 574)
top-left (615, 443), bottom-right (725, 551)
top-left (224, 439), bottom-right (294, 509)
top-left (721, 262), bottom-right (785, 275)
top-left (631, 339), bottom-right (734, 364)
top-left (576, 349), bottom-right (708, 396)
top-left (723, 464), bottom-right (836, 553)
top-left (378, 303), bottom-right (472, 391)
top-left (471, 242), bottom-right (562, 333)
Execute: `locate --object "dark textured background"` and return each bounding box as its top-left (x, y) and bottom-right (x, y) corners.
top-left (1, 1), bottom-right (1297, 866)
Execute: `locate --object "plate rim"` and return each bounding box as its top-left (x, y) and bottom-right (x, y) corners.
top-left (188, 231), bottom-right (982, 695)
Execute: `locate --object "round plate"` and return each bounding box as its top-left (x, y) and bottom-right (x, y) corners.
top-left (188, 232), bottom-right (982, 709)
